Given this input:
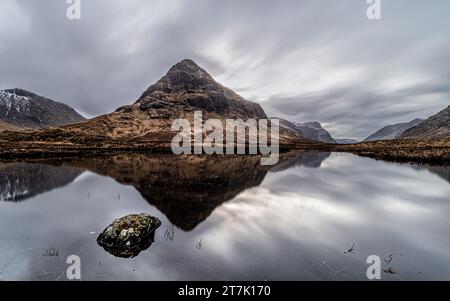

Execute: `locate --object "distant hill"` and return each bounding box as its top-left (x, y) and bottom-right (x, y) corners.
top-left (335, 138), bottom-right (358, 144)
top-left (364, 118), bottom-right (424, 142)
top-left (0, 88), bottom-right (85, 129)
top-left (400, 105), bottom-right (450, 139)
top-left (300, 122), bottom-right (336, 143)
top-left (276, 118), bottom-right (336, 143)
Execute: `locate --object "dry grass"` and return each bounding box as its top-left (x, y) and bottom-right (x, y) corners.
top-left (0, 120), bottom-right (23, 132)
top-left (335, 138), bottom-right (450, 164)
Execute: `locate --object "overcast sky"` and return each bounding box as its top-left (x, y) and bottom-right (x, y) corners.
top-left (0, 0), bottom-right (449, 139)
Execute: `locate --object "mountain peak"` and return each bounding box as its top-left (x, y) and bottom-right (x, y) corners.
top-left (133, 59), bottom-right (267, 119)
top-left (1, 89), bottom-right (33, 104)
top-left (2, 88), bottom-right (38, 98)
top-left (166, 58), bottom-right (215, 83)
top-left (169, 59), bottom-right (204, 73)
top-left (301, 121), bottom-right (323, 129)
top-left (139, 59), bottom-right (218, 99)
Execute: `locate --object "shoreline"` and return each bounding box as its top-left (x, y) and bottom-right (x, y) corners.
top-left (0, 141), bottom-right (329, 160)
top-left (0, 138), bottom-right (449, 165)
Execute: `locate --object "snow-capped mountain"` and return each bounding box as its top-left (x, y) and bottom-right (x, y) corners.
top-left (0, 88), bottom-right (85, 129)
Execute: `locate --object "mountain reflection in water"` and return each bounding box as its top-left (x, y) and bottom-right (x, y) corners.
top-left (0, 152), bottom-right (449, 280)
top-left (0, 162), bottom-right (83, 202)
top-left (1, 153), bottom-right (449, 230)
top-left (0, 152), bottom-right (330, 230)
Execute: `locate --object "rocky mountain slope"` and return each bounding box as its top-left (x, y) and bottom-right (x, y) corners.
top-left (400, 106), bottom-right (450, 139)
top-left (364, 118), bottom-right (424, 141)
top-left (0, 89), bottom-right (85, 129)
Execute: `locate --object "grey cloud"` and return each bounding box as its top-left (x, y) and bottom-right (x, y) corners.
top-left (264, 78), bottom-right (450, 139)
top-left (0, 0), bottom-right (449, 137)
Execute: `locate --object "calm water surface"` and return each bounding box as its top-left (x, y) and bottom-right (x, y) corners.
top-left (0, 152), bottom-right (449, 280)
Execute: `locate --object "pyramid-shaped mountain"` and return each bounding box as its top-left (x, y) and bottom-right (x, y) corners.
top-left (127, 59), bottom-right (266, 120)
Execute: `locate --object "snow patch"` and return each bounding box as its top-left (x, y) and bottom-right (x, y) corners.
top-left (0, 90), bottom-right (31, 116)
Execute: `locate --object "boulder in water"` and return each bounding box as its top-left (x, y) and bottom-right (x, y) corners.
top-left (97, 213), bottom-right (161, 258)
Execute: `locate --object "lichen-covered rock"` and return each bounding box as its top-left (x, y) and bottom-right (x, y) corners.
top-left (97, 213), bottom-right (161, 258)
